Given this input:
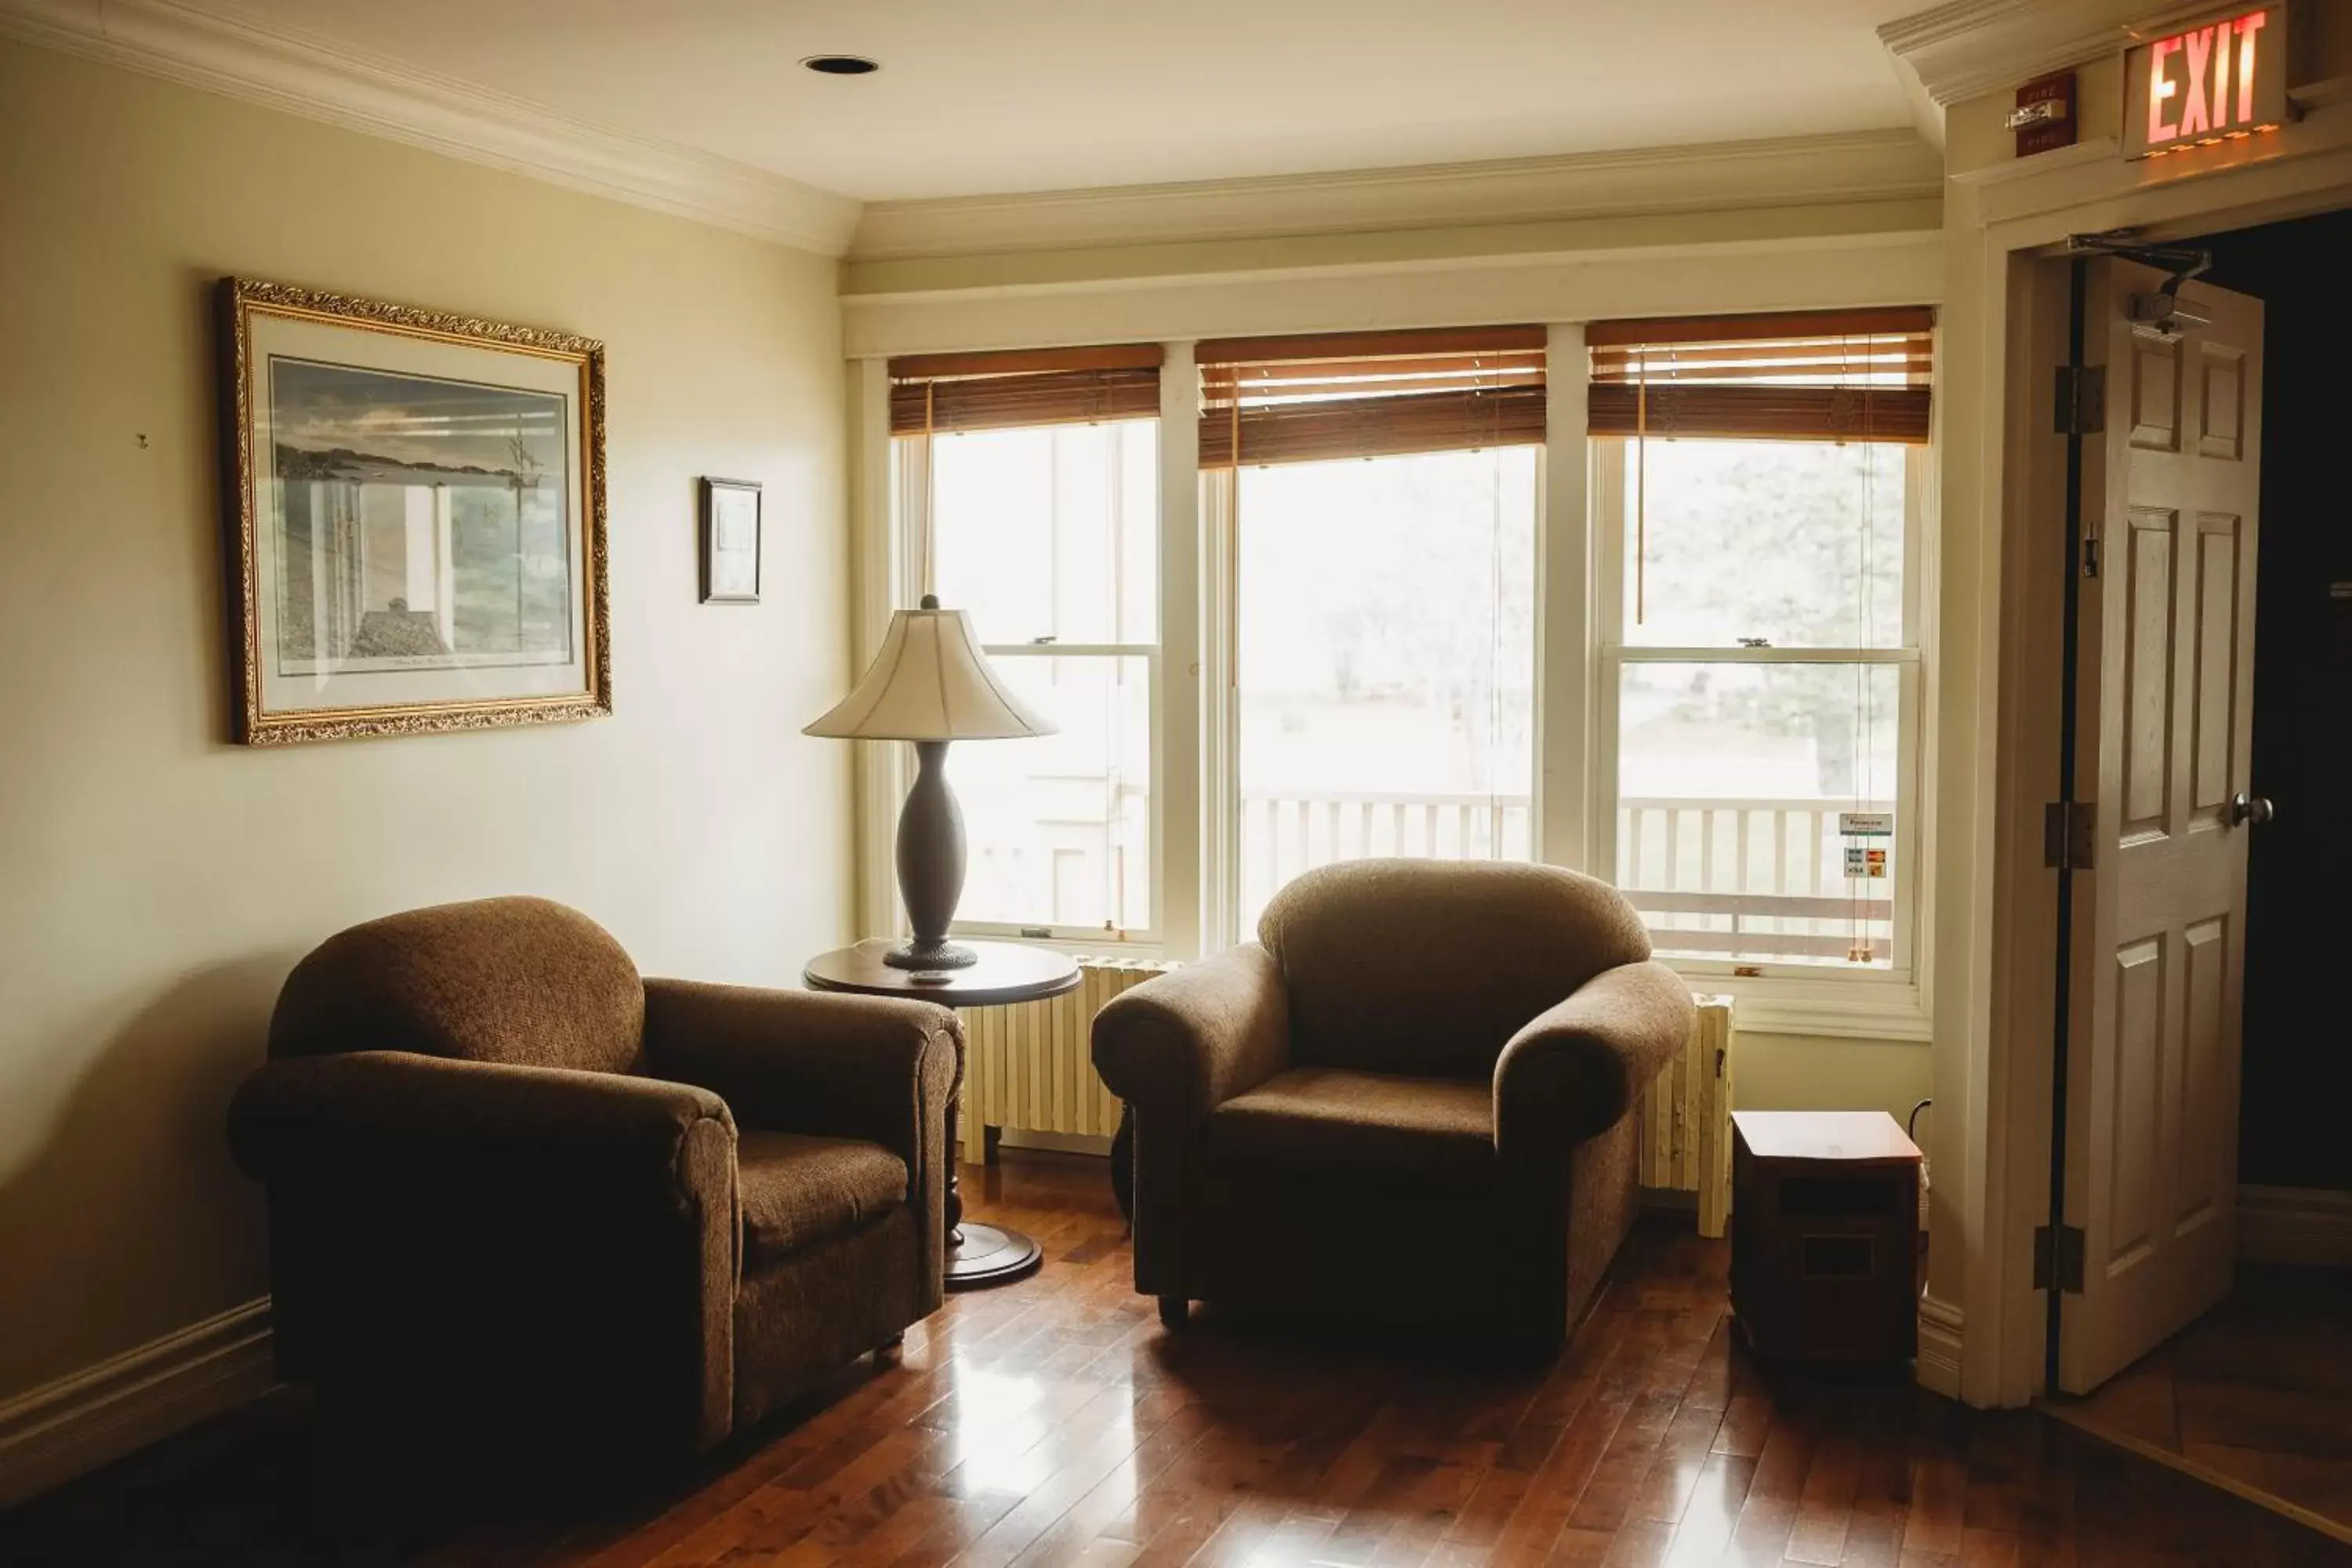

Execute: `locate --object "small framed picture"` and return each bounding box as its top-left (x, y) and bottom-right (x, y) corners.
top-left (699, 477), bottom-right (761, 604)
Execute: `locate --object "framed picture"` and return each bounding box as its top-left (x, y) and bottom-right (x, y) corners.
top-left (217, 276), bottom-right (609, 745)
top-left (699, 477), bottom-right (762, 604)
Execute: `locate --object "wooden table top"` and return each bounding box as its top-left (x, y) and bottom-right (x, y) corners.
top-left (1731, 1109), bottom-right (1922, 1165)
top-left (802, 939), bottom-right (1081, 1008)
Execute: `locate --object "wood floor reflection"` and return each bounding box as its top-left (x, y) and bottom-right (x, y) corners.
top-left (1, 1151), bottom-right (2346, 1566)
top-left (2047, 1262), bottom-right (2352, 1548)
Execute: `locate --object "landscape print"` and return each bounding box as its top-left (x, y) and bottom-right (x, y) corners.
top-left (267, 357), bottom-right (573, 675)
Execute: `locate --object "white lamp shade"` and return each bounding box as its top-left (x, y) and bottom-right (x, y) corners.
top-left (804, 602), bottom-right (1057, 741)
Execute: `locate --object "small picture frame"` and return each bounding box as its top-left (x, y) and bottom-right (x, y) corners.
top-left (699, 477), bottom-right (761, 604)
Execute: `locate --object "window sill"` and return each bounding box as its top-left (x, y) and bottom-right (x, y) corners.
top-left (932, 935), bottom-right (1927, 1040)
top-left (946, 929), bottom-right (1171, 965)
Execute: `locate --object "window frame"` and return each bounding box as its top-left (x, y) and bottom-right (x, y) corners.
top-left (887, 416), bottom-right (1167, 950)
top-left (856, 327), bottom-right (1938, 1040)
top-left (1586, 436), bottom-right (1932, 1036)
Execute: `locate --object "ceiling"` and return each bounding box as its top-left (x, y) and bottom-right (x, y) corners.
top-left (196, 0), bottom-right (1930, 204)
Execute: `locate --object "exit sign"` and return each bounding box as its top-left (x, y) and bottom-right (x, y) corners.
top-left (2124, 5), bottom-right (2288, 159)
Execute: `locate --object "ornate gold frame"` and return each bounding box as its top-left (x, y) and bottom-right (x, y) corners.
top-left (217, 276), bottom-right (610, 745)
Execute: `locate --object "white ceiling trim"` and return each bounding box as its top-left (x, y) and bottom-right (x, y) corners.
top-left (849, 129), bottom-right (1942, 263)
top-left (1878, 0), bottom-right (2238, 111)
top-left (0, 0), bottom-right (862, 256)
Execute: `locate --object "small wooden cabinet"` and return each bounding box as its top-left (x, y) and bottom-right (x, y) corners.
top-left (1730, 1111), bottom-right (1921, 1362)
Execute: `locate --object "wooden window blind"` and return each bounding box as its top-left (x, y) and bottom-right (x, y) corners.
top-left (1588, 307), bottom-right (1934, 445)
top-left (888, 344), bottom-right (1163, 436)
top-left (1198, 327), bottom-right (1547, 467)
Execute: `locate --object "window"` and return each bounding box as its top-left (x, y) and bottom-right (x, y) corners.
top-left (862, 307), bottom-right (1937, 1033)
top-left (1589, 310), bottom-right (1931, 978)
top-left (1200, 330), bottom-right (1544, 934)
top-left (888, 349), bottom-right (1161, 940)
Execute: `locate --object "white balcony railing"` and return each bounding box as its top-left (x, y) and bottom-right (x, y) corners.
top-left (1239, 789), bottom-right (1893, 966)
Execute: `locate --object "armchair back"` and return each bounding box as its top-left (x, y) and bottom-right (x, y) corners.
top-left (1256, 859), bottom-right (1650, 1079)
top-left (269, 896), bottom-right (646, 1074)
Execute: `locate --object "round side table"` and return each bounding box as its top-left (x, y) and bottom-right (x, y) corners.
top-left (804, 938), bottom-right (1080, 1290)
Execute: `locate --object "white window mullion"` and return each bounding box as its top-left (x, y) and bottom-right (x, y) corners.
top-left (1196, 466), bottom-right (1240, 954)
top-left (1538, 322), bottom-right (1593, 875)
top-left (1157, 341), bottom-right (1205, 960)
top-left (849, 357), bottom-right (908, 942)
top-left (1591, 435), bottom-right (1627, 893)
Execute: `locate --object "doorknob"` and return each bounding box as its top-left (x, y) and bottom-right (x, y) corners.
top-left (2227, 791), bottom-right (2274, 826)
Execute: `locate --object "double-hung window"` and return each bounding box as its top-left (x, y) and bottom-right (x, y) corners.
top-left (1198, 330), bottom-right (1546, 935)
top-left (865, 308), bottom-right (1936, 1033)
top-left (1588, 310), bottom-right (1933, 985)
top-left (887, 348), bottom-right (1162, 942)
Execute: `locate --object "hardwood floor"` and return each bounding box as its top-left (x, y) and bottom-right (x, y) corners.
top-left (2, 1151), bottom-right (2346, 1567)
top-left (2046, 1262), bottom-right (2352, 1546)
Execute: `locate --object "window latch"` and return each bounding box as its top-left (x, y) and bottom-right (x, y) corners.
top-left (1030, 636), bottom-right (1057, 645)
top-left (1737, 637), bottom-right (1772, 648)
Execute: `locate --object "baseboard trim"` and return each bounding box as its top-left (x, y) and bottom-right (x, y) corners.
top-left (2238, 1185), bottom-right (2352, 1267)
top-left (1916, 1291), bottom-right (1964, 1399)
top-left (0, 1299), bottom-right (275, 1510)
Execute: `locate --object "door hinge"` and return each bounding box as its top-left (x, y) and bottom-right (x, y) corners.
top-left (2034, 1222), bottom-right (2086, 1294)
top-left (2055, 364), bottom-right (2106, 435)
top-left (2043, 800), bottom-right (2096, 869)
top-left (2080, 527), bottom-right (2101, 579)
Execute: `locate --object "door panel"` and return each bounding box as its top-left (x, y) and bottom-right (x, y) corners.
top-left (2107, 935), bottom-right (2165, 1267)
top-left (2122, 509), bottom-right (2175, 834)
top-left (2059, 262), bottom-right (2262, 1395)
top-left (2129, 334), bottom-right (2183, 451)
top-left (2190, 515), bottom-right (2240, 811)
top-left (2178, 915), bottom-right (2229, 1229)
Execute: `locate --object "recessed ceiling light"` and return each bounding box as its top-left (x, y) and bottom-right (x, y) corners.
top-left (801, 54), bottom-right (879, 75)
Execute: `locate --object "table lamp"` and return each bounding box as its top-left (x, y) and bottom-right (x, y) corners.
top-left (805, 595), bottom-right (1055, 969)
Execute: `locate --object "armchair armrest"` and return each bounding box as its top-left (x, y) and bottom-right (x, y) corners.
top-left (225, 1051), bottom-right (739, 1452)
top-left (1494, 960), bottom-right (1694, 1161)
top-left (1092, 944), bottom-right (1287, 1298)
top-left (228, 1050), bottom-right (735, 1192)
top-left (1091, 944), bottom-right (1288, 1123)
top-left (640, 979), bottom-right (959, 1180)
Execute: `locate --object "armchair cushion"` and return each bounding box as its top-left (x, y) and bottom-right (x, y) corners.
top-left (736, 1133), bottom-right (909, 1267)
top-left (1206, 1067), bottom-right (1494, 1195)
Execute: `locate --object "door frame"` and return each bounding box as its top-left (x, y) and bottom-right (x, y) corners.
top-left (1948, 102), bottom-right (2352, 1408)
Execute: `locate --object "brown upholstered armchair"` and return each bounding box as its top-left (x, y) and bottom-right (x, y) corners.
top-left (227, 897), bottom-right (958, 1457)
top-left (1093, 860), bottom-right (1693, 1350)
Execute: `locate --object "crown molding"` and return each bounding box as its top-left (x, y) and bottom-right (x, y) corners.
top-left (1878, 0), bottom-right (2240, 112)
top-left (0, 0), bottom-right (862, 256)
top-left (848, 129), bottom-right (1941, 263)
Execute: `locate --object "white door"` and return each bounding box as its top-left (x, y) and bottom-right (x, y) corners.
top-left (2058, 262), bottom-right (2265, 1396)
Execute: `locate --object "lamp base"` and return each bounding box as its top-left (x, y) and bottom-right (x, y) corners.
top-left (884, 938), bottom-right (978, 971)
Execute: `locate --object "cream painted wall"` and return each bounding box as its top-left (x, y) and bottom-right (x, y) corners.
top-left (1733, 1036), bottom-right (1929, 1128)
top-left (0, 38), bottom-right (851, 1403)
